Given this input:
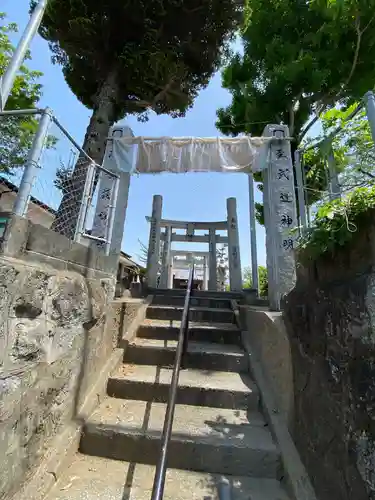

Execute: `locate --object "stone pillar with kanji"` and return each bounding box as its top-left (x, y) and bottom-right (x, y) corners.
top-left (160, 225), bottom-right (172, 288)
top-left (208, 228), bottom-right (217, 291)
top-left (203, 256), bottom-right (209, 291)
top-left (227, 197), bottom-right (242, 292)
top-left (262, 124), bottom-right (297, 310)
top-left (146, 195), bottom-right (163, 288)
top-left (91, 126), bottom-right (133, 254)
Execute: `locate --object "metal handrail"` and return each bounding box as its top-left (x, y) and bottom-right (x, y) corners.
top-left (151, 265), bottom-right (195, 500)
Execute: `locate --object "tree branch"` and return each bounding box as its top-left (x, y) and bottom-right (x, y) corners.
top-left (299, 11), bottom-right (375, 145)
top-left (299, 114), bottom-right (320, 143)
top-left (288, 93), bottom-right (302, 137)
top-left (125, 76), bottom-right (186, 111)
top-left (152, 79), bottom-right (177, 104)
top-left (362, 13), bottom-right (375, 35)
top-left (358, 168), bottom-right (375, 179)
top-left (299, 11), bottom-right (374, 145)
top-left (183, 6), bottom-right (204, 14)
top-left (337, 15), bottom-right (362, 99)
top-left (288, 104), bottom-right (295, 137)
top-left (125, 99), bottom-right (152, 108)
top-left (337, 13), bottom-right (375, 100)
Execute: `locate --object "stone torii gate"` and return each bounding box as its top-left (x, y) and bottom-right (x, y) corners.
top-left (145, 197), bottom-right (242, 291)
top-left (91, 124), bottom-right (297, 310)
top-left (169, 251), bottom-right (209, 290)
top-left (160, 223), bottom-right (228, 292)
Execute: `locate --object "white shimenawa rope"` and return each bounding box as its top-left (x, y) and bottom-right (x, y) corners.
top-left (118, 136), bottom-right (273, 174)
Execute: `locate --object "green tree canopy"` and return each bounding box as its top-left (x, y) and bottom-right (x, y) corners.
top-left (217, 0), bottom-right (375, 224)
top-left (253, 101), bottom-right (375, 225)
top-left (217, 0), bottom-right (375, 140)
top-left (33, 0), bottom-right (243, 237)
top-left (319, 103), bottom-right (375, 190)
top-left (0, 13), bottom-right (45, 174)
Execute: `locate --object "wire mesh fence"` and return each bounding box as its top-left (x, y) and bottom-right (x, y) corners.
top-left (34, 118), bottom-right (90, 233)
top-left (0, 108), bottom-right (118, 251)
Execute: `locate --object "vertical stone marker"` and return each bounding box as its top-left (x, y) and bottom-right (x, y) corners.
top-left (92, 126), bottom-right (133, 254)
top-left (147, 195), bottom-right (163, 288)
top-left (227, 197), bottom-right (242, 291)
top-left (167, 248), bottom-right (174, 289)
top-left (248, 173), bottom-right (259, 292)
top-left (160, 226), bottom-right (172, 288)
top-left (203, 255), bottom-right (209, 290)
top-left (263, 124), bottom-right (297, 310)
top-left (208, 228), bottom-right (217, 291)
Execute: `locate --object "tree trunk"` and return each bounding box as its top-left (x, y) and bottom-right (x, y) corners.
top-left (51, 68), bottom-right (120, 239)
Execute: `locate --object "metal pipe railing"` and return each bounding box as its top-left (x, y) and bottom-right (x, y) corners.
top-left (0, 0), bottom-right (48, 111)
top-left (151, 265), bottom-right (195, 500)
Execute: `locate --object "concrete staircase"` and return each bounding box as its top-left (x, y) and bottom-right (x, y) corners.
top-left (47, 293), bottom-right (291, 499)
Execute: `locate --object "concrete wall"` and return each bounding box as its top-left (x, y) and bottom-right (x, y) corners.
top-left (0, 255), bottom-right (146, 500)
top-left (237, 302), bottom-right (317, 500)
top-left (283, 220), bottom-right (375, 500)
top-left (239, 306), bottom-right (294, 425)
top-left (0, 217), bottom-right (147, 500)
top-left (0, 214), bottom-right (118, 280)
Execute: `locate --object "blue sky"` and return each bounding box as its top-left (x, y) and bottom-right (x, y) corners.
top-left (5, 1), bottom-right (272, 267)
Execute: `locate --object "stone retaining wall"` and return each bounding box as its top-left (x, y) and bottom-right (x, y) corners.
top-left (0, 255), bottom-right (144, 500)
top-left (283, 223), bottom-right (375, 500)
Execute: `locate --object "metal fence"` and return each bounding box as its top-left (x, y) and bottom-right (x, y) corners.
top-left (0, 107), bottom-right (119, 254)
top-left (294, 92), bottom-right (375, 234)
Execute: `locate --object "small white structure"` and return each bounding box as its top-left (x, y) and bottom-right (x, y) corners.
top-left (145, 198), bottom-right (242, 292)
top-left (169, 251), bottom-right (209, 290)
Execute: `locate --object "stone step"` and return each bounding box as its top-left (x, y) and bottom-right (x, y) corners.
top-left (243, 290), bottom-right (269, 306)
top-left (152, 294), bottom-right (232, 309)
top-left (80, 398), bottom-right (281, 478)
top-left (107, 364), bottom-right (258, 410)
top-left (146, 304), bottom-right (235, 323)
top-left (137, 319), bottom-right (242, 345)
top-left (125, 338), bottom-right (247, 373)
top-left (48, 454), bottom-right (290, 499)
top-left (149, 288), bottom-right (245, 301)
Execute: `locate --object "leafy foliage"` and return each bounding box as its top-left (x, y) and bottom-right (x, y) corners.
top-left (33, 0), bottom-right (242, 124)
top-left (259, 266), bottom-right (268, 298)
top-left (302, 147), bottom-right (332, 205)
top-left (254, 202), bottom-right (265, 226)
top-left (218, 0), bottom-right (375, 139)
top-left (318, 103), bottom-right (375, 190)
top-left (294, 100), bottom-right (375, 260)
top-left (33, 0), bottom-right (243, 237)
top-left (217, 0), bottom-right (375, 224)
top-left (53, 163), bottom-right (75, 195)
top-left (0, 13), bottom-right (46, 174)
top-left (243, 265), bottom-right (268, 297)
top-left (242, 266), bottom-right (252, 288)
top-left (216, 245), bottom-right (229, 290)
top-left (294, 102), bottom-right (375, 220)
top-left (299, 185), bottom-right (375, 259)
